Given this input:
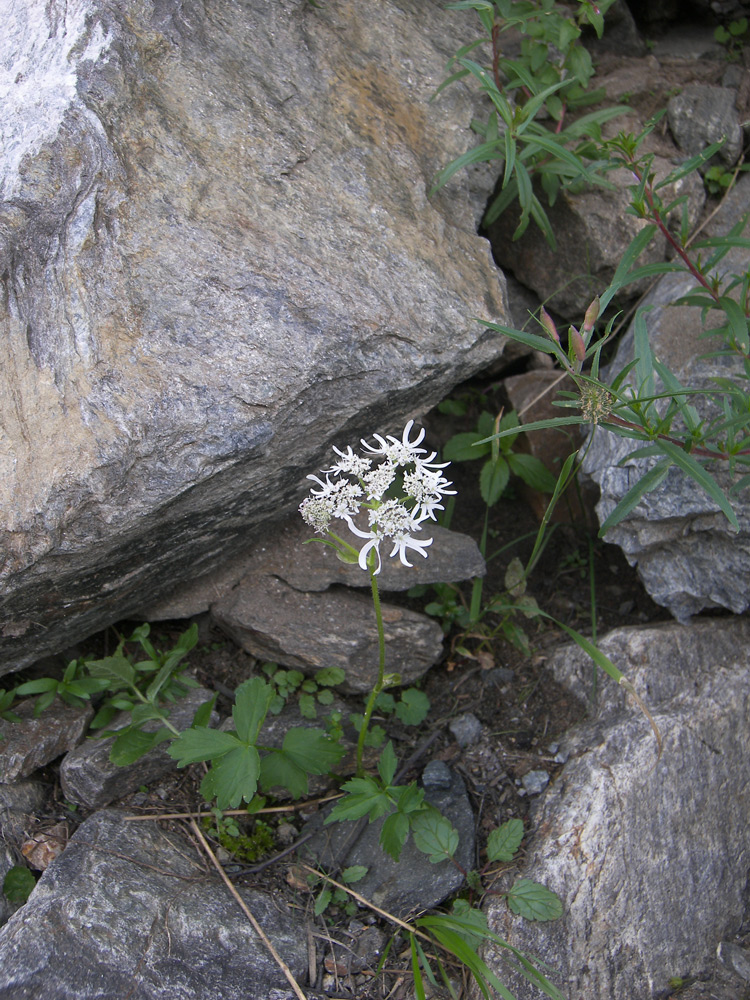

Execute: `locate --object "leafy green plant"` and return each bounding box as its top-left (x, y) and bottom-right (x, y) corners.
top-left (169, 676), bottom-right (346, 809)
top-left (714, 18), bottom-right (748, 61)
top-left (2, 866), bottom-right (36, 904)
top-left (260, 662), bottom-right (346, 718)
top-left (432, 0), bottom-right (625, 244)
top-left (14, 660), bottom-right (111, 717)
top-left (202, 808), bottom-right (276, 862)
top-left (309, 865), bottom-right (367, 919)
top-left (484, 125), bottom-right (750, 535)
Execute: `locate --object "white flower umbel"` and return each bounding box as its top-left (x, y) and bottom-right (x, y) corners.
top-left (299, 420), bottom-right (454, 775)
top-left (299, 420), bottom-right (454, 575)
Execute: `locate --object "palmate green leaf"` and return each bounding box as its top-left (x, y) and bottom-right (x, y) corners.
top-left (325, 776), bottom-right (392, 824)
top-left (109, 726), bottom-right (172, 766)
top-left (260, 749), bottom-right (309, 798)
top-left (394, 688), bottom-right (430, 726)
top-left (201, 744), bottom-right (261, 809)
top-left (233, 677), bottom-right (273, 744)
top-left (380, 810), bottom-right (409, 862)
top-left (167, 726), bottom-right (241, 765)
top-left (281, 726), bottom-right (346, 774)
top-left (378, 740), bottom-right (398, 785)
top-left (487, 818), bottom-right (524, 862)
top-left (507, 878), bottom-right (563, 921)
top-left (411, 809), bottom-right (459, 863)
top-left (315, 666), bottom-right (346, 686)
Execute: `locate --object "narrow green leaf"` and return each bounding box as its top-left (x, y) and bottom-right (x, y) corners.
top-left (110, 726), bottom-right (172, 766)
top-left (314, 887), bottom-right (332, 916)
top-left (342, 865), bottom-right (368, 884)
top-left (410, 935), bottom-right (427, 1000)
top-left (15, 678), bottom-right (58, 696)
top-left (658, 440), bottom-right (739, 529)
top-left (191, 694), bottom-right (217, 729)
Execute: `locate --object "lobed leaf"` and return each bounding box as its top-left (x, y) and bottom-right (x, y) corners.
top-left (487, 818), bottom-right (525, 862)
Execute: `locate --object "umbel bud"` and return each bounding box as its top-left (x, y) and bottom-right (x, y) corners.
top-left (582, 296), bottom-right (600, 338)
top-left (540, 307), bottom-right (560, 343)
top-left (569, 326), bottom-right (586, 363)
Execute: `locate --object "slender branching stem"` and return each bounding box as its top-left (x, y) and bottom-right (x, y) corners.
top-left (355, 561), bottom-right (387, 776)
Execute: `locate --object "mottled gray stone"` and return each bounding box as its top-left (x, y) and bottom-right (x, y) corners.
top-left (520, 770), bottom-right (549, 796)
top-left (301, 769), bottom-right (475, 918)
top-left (476, 619), bottom-right (750, 1000)
top-left (448, 712), bottom-right (483, 748)
top-left (0, 699), bottom-right (92, 782)
top-left (668, 84), bottom-right (743, 164)
top-left (0, 0), bottom-right (508, 676)
top-left (138, 513), bottom-right (486, 621)
top-left (0, 809), bottom-right (310, 999)
top-left (422, 760), bottom-right (453, 790)
top-left (212, 575), bottom-right (445, 693)
top-left (59, 686), bottom-right (217, 808)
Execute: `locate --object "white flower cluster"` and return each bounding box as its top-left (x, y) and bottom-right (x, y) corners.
top-left (299, 420), bottom-right (455, 573)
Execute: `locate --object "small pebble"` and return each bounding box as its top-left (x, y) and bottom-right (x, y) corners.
top-left (718, 941), bottom-right (750, 981)
top-left (422, 760), bottom-right (453, 790)
top-left (521, 770), bottom-right (550, 796)
top-left (487, 667), bottom-right (515, 686)
top-left (449, 712), bottom-right (482, 747)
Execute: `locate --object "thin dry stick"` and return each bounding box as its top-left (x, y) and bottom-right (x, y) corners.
top-left (189, 819), bottom-right (308, 1000)
top-left (123, 793), bottom-right (342, 822)
top-left (298, 863), bottom-right (433, 950)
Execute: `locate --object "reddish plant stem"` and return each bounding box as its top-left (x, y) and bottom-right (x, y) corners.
top-left (604, 413), bottom-right (750, 460)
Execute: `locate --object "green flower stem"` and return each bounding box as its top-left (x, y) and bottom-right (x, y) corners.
top-left (128, 682), bottom-right (182, 737)
top-left (355, 560), bottom-right (387, 776)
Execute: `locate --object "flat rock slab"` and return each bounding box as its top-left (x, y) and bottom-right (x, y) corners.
top-left (0, 809), bottom-right (310, 1000)
top-left (0, 699), bottom-right (92, 782)
top-left (0, 0), bottom-right (507, 675)
top-left (476, 618), bottom-right (750, 1000)
top-left (212, 575), bottom-right (445, 693)
top-left (139, 514), bottom-right (486, 620)
top-left (59, 686), bottom-right (217, 809)
top-left (301, 768), bottom-right (475, 918)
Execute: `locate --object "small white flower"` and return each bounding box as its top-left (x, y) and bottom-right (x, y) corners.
top-left (299, 496), bottom-right (334, 533)
top-left (403, 467), bottom-right (456, 520)
top-left (361, 419), bottom-right (427, 466)
top-left (306, 474), bottom-right (363, 519)
top-left (363, 463), bottom-right (396, 501)
top-left (324, 445), bottom-right (372, 478)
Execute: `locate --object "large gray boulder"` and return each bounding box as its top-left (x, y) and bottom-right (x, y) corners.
top-left (476, 619), bottom-right (750, 1000)
top-left (0, 0), bottom-right (507, 675)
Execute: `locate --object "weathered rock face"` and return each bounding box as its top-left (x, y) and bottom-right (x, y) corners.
top-left (0, 0), bottom-right (507, 675)
top-left (476, 619), bottom-right (750, 1000)
top-left (0, 809), bottom-right (313, 999)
